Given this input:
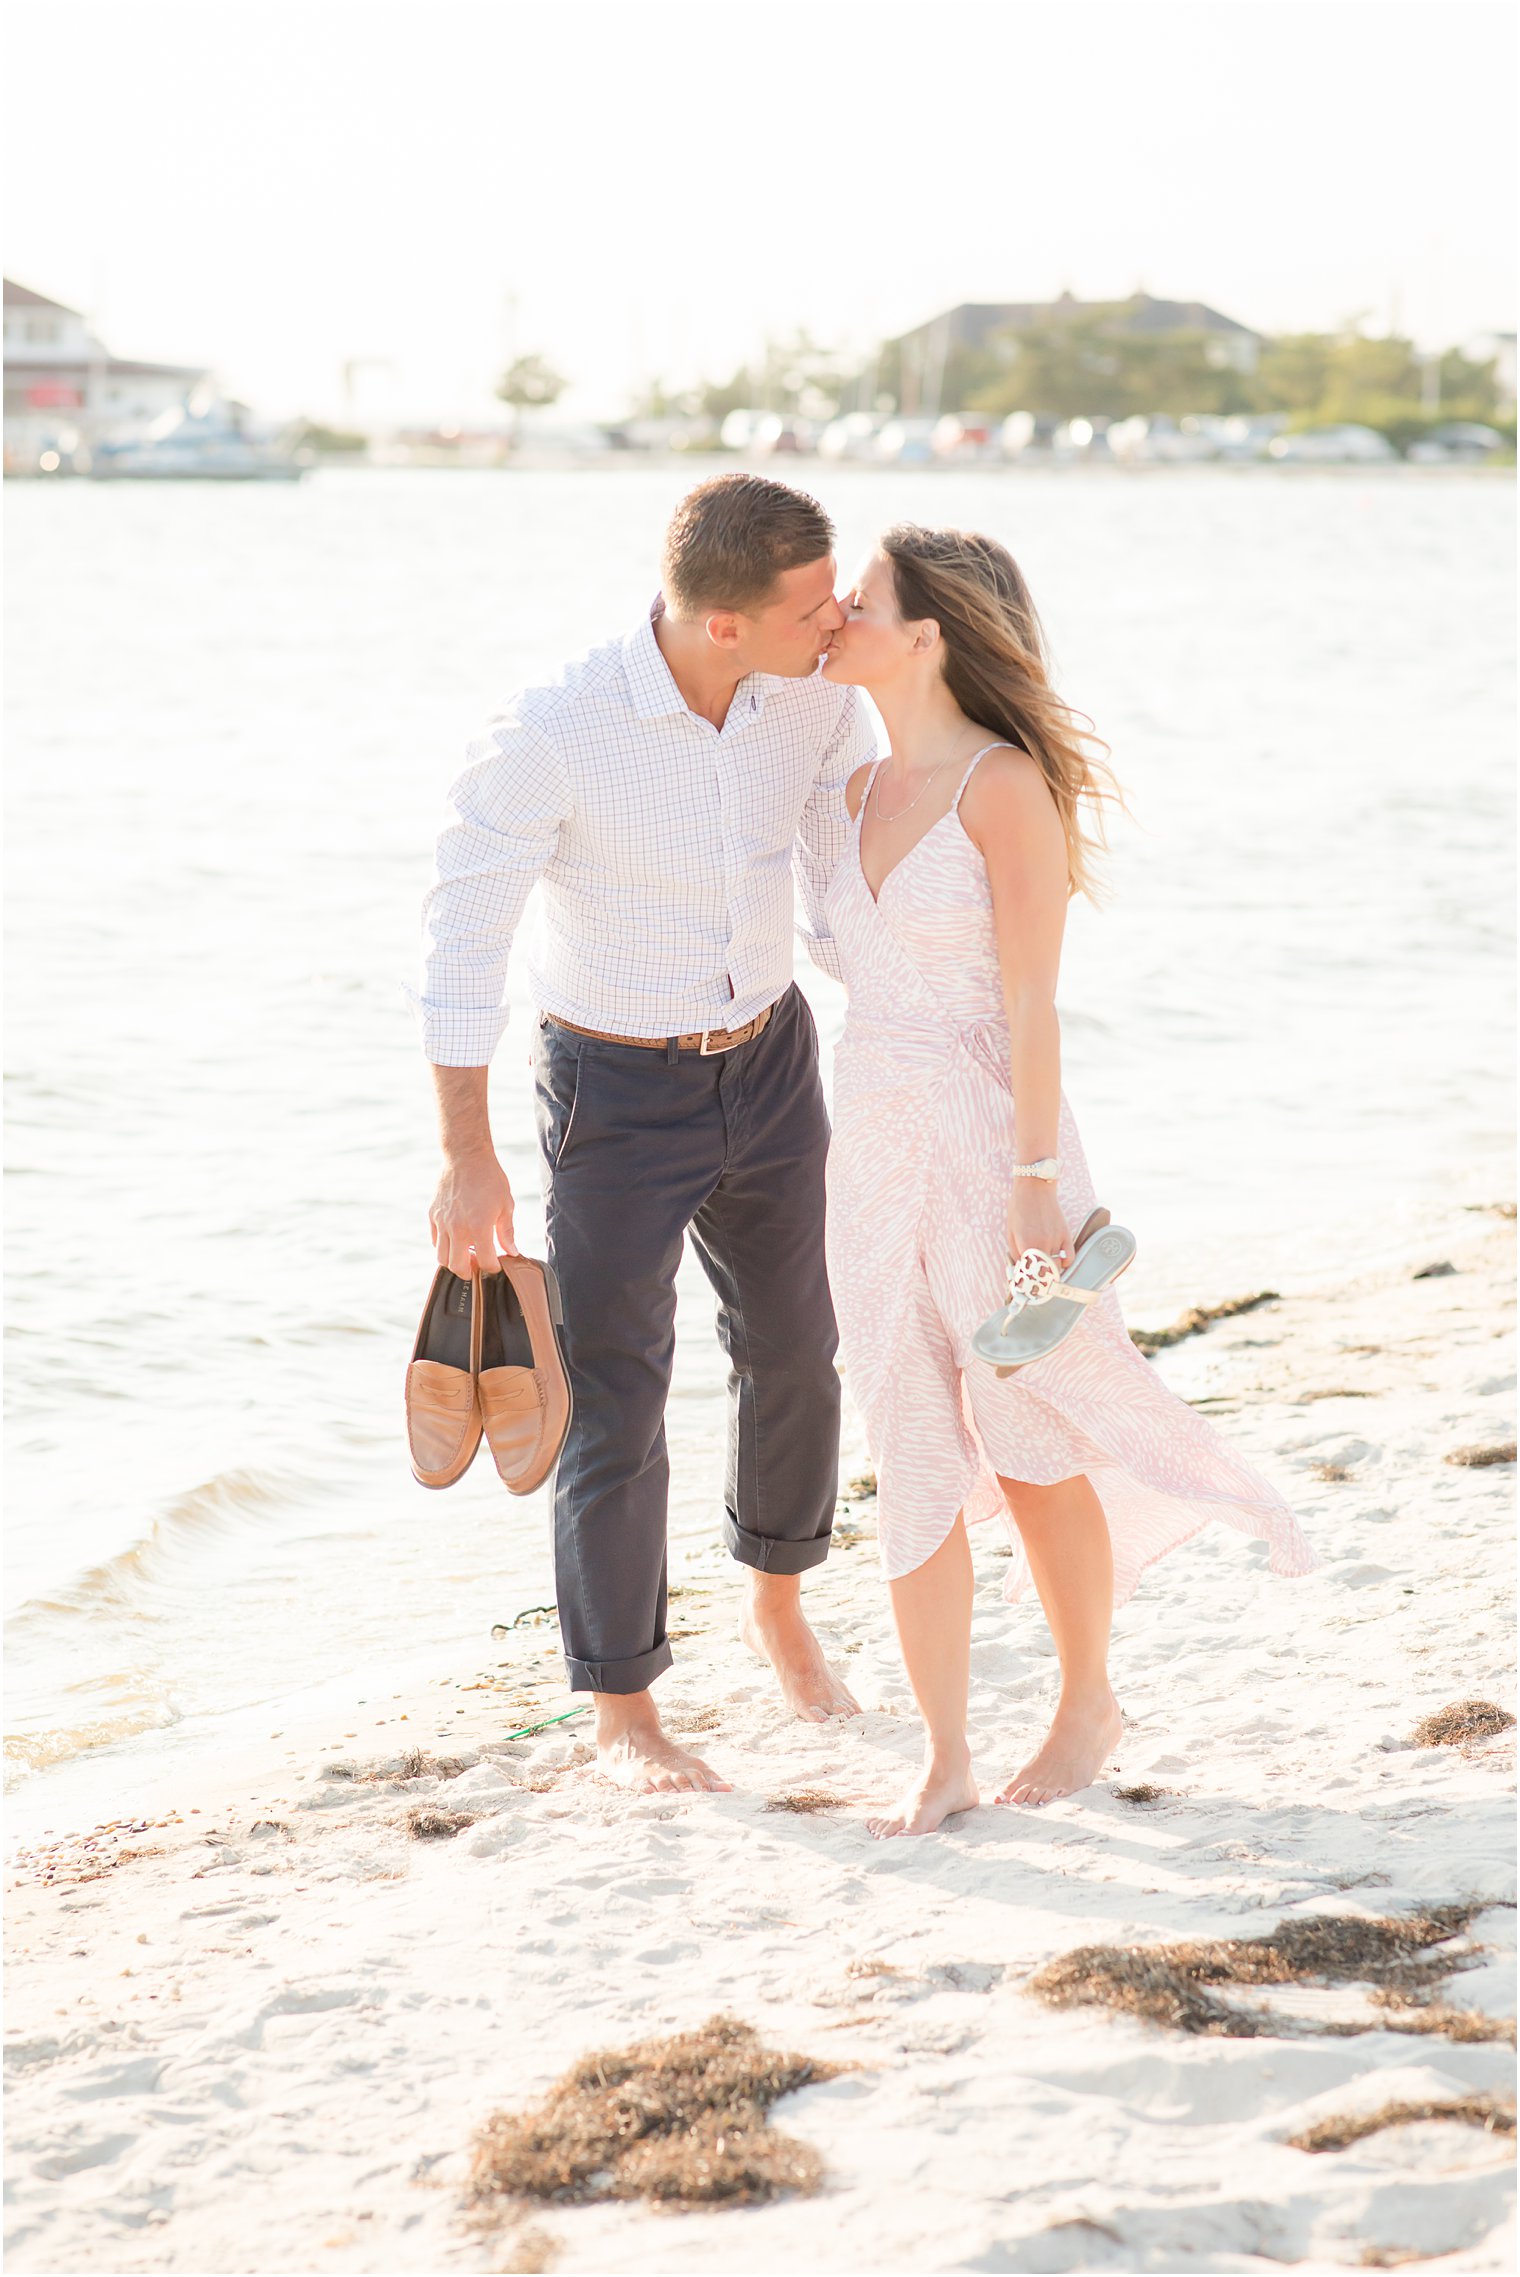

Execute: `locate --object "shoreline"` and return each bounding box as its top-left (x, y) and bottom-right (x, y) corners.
top-left (11, 457), bottom-right (1515, 485)
top-left (8, 1193), bottom-right (1510, 1848)
top-left (6, 1219), bottom-right (1515, 2272)
top-left (7, 1186), bottom-right (1513, 1834)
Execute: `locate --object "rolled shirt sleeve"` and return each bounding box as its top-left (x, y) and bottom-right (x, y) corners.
top-left (793, 685), bottom-right (876, 984)
top-left (416, 710), bottom-right (569, 1066)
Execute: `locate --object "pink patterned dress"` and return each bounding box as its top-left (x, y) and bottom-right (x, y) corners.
top-left (824, 750), bottom-right (1317, 1603)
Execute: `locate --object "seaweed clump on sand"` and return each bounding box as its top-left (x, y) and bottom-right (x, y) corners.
top-left (1367, 1989), bottom-right (1515, 2044)
top-left (763, 1790), bottom-right (844, 1815)
top-left (1028, 1905), bottom-right (1501, 2040)
top-left (1410, 1700), bottom-right (1515, 1748)
top-left (1288, 2093), bottom-right (1515, 2153)
top-left (398, 1747), bottom-right (471, 1780)
top-left (404, 1806), bottom-right (479, 1840)
top-left (325, 1749), bottom-right (471, 1784)
top-left (1129, 1289), bottom-right (1279, 1357)
top-left (472, 2015), bottom-right (840, 2209)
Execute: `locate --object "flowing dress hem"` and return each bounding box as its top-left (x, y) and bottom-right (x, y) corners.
top-left (872, 1447), bottom-right (1320, 1607)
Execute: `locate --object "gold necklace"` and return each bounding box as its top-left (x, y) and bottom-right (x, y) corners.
top-left (869, 727), bottom-right (972, 824)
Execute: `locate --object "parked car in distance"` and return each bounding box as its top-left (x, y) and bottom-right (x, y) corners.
top-left (1107, 413), bottom-right (1219, 463)
top-left (610, 415), bottom-right (691, 452)
top-left (818, 412), bottom-right (883, 461)
top-left (749, 414), bottom-right (813, 456)
top-left (875, 417), bottom-right (939, 465)
top-left (1052, 416), bottom-right (1114, 460)
top-left (1268, 423), bottom-right (1397, 463)
top-left (999, 411), bottom-right (1060, 460)
top-left (932, 413), bottom-right (997, 460)
top-left (1405, 422), bottom-right (1509, 464)
top-left (1207, 413), bottom-right (1288, 461)
top-left (719, 409), bottom-right (765, 452)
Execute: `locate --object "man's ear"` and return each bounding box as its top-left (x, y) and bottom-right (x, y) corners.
top-left (705, 610), bottom-right (745, 651)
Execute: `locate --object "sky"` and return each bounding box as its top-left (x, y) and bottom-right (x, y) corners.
top-left (5, 0), bottom-right (1515, 425)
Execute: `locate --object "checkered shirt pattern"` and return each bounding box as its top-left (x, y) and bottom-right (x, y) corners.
top-left (417, 604), bottom-right (874, 1064)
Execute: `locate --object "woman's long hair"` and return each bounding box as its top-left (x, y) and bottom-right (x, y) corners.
top-left (881, 523), bottom-right (1126, 903)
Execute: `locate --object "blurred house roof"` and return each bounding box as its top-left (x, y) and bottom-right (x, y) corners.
top-left (8, 354), bottom-right (206, 378)
top-left (1110, 294), bottom-right (1258, 338)
top-left (4, 280), bottom-right (206, 381)
top-left (896, 293), bottom-right (1262, 355)
top-left (4, 279), bottom-right (82, 315)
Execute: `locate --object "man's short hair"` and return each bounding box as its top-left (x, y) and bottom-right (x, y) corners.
top-left (661, 472), bottom-right (835, 617)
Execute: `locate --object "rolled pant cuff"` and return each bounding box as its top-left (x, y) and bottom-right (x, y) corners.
top-left (564, 1638), bottom-right (674, 1696)
top-left (722, 1511), bottom-right (832, 1574)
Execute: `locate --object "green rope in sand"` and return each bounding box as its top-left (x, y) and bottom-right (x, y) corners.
top-left (499, 1705), bottom-right (592, 1743)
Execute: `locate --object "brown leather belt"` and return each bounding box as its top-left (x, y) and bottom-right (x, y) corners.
top-left (551, 1002), bottom-right (776, 1055)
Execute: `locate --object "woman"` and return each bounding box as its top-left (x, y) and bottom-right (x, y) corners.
top-left (820, 525), bottom-right (1315, 1839)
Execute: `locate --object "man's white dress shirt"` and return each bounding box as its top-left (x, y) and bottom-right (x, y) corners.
top-left (418, 603), bottom-right (874, 1065)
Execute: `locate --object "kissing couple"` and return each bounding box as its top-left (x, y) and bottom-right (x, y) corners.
top-left (416, 473), bottom-right (1313, 1838)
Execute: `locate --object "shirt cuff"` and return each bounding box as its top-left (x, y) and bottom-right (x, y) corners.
top-left (799, 929), bottom-right (845, 985)
top-left (406, 989), bottom-right (511, 1067)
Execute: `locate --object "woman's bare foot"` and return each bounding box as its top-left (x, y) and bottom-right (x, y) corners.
top-left (867, 1748), bottom-right (978, 1839)
top-left (741, 1573), bottom-right (861, 1723)
top-left (593, 1691), bottom-right (731, 1794)
top-left (995, 1689), bottom-right (1122, 1807)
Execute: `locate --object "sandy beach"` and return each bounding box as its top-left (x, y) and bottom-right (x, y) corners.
top-left (5, 1216), bottom-right (1514, 2275)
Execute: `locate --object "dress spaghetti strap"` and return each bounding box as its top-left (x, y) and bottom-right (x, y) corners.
top-left (853, 756), bottom-right (886, 831)
top-left (951, 741), bottom-right (1019, 810)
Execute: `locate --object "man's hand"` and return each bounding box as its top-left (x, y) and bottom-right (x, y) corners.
top-left (428, 1064), bottom-right (517, 1275)
top-left (429, 1152), bottom-right (516, 1276)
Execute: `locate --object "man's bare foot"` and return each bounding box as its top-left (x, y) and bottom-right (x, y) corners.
top-left (740, 1572), bottom-right (861, 1723)
top-left (593, 1690), bottom-right (731, 1794)
top-left (866, 1748), bottom-right (978, 1839)
top-left (995, 1688), bottom-right (1123, 1807)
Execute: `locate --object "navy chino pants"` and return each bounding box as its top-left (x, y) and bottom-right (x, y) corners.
top-left (531, 984), bottom-right (841, 1693)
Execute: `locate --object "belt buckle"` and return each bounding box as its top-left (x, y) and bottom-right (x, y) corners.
top-left (699, 1003), bottom-right (766, 1055)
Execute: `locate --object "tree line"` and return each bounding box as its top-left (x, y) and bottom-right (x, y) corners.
top-left (630, 308), bottom-right (1514, 451)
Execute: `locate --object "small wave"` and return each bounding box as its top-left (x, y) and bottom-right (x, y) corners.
top-left (4, 1701), bottom-right (181, 1785)
top-left (9, 1465), bottom-right (312, 1624)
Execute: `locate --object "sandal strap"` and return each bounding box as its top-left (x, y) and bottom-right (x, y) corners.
top-left (995, 1273), bottom-right (1105, 1333)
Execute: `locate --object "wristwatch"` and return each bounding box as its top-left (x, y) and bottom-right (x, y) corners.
top-left (1010, 1157), bottom-right (1060, 1182)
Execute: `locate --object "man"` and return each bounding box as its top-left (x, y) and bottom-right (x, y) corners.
top-left (418, 472), bottom-right (871, 1792)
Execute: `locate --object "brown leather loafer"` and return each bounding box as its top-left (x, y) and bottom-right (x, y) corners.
top-left (477, 1255), bottom-right (572, 1495)
top-left (405, 1266), bottom-right (483, 1489)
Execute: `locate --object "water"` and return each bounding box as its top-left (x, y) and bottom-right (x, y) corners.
top-left (5, 466), bottom-right (1513, 1822)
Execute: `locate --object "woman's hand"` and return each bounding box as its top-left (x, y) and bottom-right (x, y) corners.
top-left (1006, 1182), bottom-right (1072, 1278)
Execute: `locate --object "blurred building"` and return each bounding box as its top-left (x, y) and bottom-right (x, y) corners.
top-left (849, 291), bottom-right (1262, 416)
top-left (4, 279), bottom-right (208, 460)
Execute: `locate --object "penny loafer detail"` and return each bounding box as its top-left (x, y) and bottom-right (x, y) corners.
top-left (406, 1266), bottom-right (483, 1489)
top-left (478, 1255), bottom-right (572, 1495)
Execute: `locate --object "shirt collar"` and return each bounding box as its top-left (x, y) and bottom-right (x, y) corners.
top-left (622, 595), bottom-right (772, 727)
top-left (622, 596), bottom-right (688, 720)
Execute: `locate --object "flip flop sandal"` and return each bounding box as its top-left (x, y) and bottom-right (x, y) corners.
top-left (971, 1207), bottom-right (1137, 1376)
